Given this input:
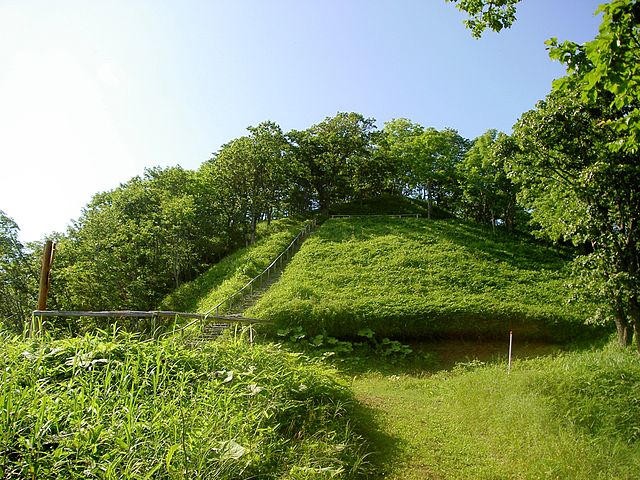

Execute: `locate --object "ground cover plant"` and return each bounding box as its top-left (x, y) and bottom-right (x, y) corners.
top-left (0, 330), bottom-right (370, 479)
top-left (160, 216), bottom-right (309, 314)
top-left (349, 339), bottom-right (640, 479)
top-left (249, 217), bottom-right (599, 341)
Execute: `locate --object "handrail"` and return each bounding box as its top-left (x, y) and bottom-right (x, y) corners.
top-left (204, 218), bottom-right (317, 317)
top-left (330, 214), bottom-right (420, 218)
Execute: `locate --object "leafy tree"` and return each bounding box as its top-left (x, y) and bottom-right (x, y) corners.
top-left (204, 122), bottom-right (290, 244)
top-left (507, 85), bottom-right (640, 350)
top-left (457, 129), bottom-right (519, 229)
top-left (287, 112), bottom-right (377, 215)
top-left (52, 167), bottom-right (222, 313)
top-left (547, 0), bottom-right (640, 154)
top-left (0, 210), bottom-right (37, 331)
top-left (451, 0), bottom-right (640, 348)
top-left (379, 118), bottom-right (425, 195)
top-left (382, 120), bottom-right (468, 218)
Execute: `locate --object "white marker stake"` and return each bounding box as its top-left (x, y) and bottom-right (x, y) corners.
top-left (507, 330), bottom-right (513, 374)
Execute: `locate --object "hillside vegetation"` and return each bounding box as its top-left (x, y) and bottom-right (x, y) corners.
top-left (0, 332), bottom-right (369, 479)
top-left (249, 216), bottom-right (599, 341)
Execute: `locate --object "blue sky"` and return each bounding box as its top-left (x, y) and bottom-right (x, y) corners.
top-left (0, 0), bottom-right (603, 242)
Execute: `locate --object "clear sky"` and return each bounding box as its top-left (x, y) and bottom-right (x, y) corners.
top-left (1, 0), bottom-right (603, 243)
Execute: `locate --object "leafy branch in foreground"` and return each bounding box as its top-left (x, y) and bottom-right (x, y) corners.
top-left (445, 0), bottom-right (521, 38)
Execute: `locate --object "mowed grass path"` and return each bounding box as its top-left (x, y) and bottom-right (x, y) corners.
top-left (345, 342), bottom-right (640, 479)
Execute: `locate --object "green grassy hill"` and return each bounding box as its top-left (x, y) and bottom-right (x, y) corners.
top-left (248, 216), bottom-right (600, 341)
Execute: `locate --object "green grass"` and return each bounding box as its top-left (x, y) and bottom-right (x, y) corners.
top-left (349, 341), bottom-right (640, 479)
top-left (160, 217), bottom-right (309, 314)
top-left (0, 330), bottom-right (370, 479)
top-left (248, 217), bottom-right (599, 341)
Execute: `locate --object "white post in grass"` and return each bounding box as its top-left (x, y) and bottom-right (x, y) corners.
top-left (507, 330), bottom-right (513, 374)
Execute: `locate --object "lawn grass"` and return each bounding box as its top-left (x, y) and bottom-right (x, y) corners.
top-left (0, 330), bottom-right (371, 479)
top-left (160, 216), bottom-right (309, 314)
top-left (347, 340), bottom-right (640, 479)
top-left (249, 217), bottom-right (599, 341)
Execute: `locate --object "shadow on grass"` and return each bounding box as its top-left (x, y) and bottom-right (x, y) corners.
top-left (350, 400), bottom-right (404, 479)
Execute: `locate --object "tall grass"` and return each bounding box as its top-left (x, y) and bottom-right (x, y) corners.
top-left (0, 330), bottom-right (370, 478)
top-left (249, 217), bottom-right (599, 340)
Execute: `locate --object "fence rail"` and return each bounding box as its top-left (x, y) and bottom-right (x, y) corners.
top-left (31, 310), bottom-right (269, 324)
top-left (205, 218), bottom-right (317, 317)
top-left (330, 214), bottom-right (420, 218)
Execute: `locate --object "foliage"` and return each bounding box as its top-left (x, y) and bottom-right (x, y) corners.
top-left (287, 113), bottom-right (379, 215)
top-left (0, 331), bottom-right (371, 479)
top-left (547, 0), bottom-right (640, 154)
top-left (249, 217), bottom-right (599, 341)
top-left (456, 129), bottom-right (520, 230)
top-left (49, 167), bottom-right (224, 314)
top-left (201, 122), bottom-right (292, 243)
top-left (507, 83), bottom-right (640, 349)
top-left (380, 119), bottom-right (469, 218)
top-left (445, 0), bottom-right (521, 38)
top-left (0, 210), bottom-right (37, 331)
top-left (275, 326), bottom-right (413, 359)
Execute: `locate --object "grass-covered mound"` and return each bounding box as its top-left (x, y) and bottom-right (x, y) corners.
top-left (353, 343), bottom-right (640, 479)
top-left (0, 331), bottom-right (369, 479)
top-left (248, 216), bottom-right (599, 341)
top-left (161, 217), bottom-right (309, 314)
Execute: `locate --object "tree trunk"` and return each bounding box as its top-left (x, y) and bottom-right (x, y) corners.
top-left (629, 296), bottom-right (640, 353)
top-left (250, 214), bottom-right (258, 244)
top-left (426, 180), bottom-right (432, 219)
top-left (614, 306), bottom-right (632, 347)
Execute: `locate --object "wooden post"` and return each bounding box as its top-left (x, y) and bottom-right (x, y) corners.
top-left (32, 240), bottom-right (54, 336)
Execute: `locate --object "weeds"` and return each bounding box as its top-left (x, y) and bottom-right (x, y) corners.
top-left (0, 330), bottom-right (371, 478)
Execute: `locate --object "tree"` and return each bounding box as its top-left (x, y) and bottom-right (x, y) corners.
top-left (52, 166), bottom-right (222, 313)
top-left (507, 85), bottom-right (640, 350)
top-left (204, 122), bottom-right (290, 244)
top-left (382, 120), bottom-right (468, 218)
top-left (287, 112), bottom-right (377, 215)
top-left (457, 130), bottom-right (519, 229)
top-left (451, 0), bottom-right (640, 348)
top-left (0, 210), bottom-right (37, 331)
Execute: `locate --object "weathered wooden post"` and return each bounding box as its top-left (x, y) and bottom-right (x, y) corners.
top-left (32, 240), bottom-right (55, 337)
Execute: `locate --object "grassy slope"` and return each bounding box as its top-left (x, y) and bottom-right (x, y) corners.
top-left (351, 342), bottom-right (640, 479)
top-left (0, 332), bottom-right (369, 479)
top-left (249, 217), bottom-right (598, 341)
top-left (161, 217), bottom-right (308, 314)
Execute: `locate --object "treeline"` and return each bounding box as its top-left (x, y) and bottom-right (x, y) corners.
top-left (2, 112), bottom-right (522, 329)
